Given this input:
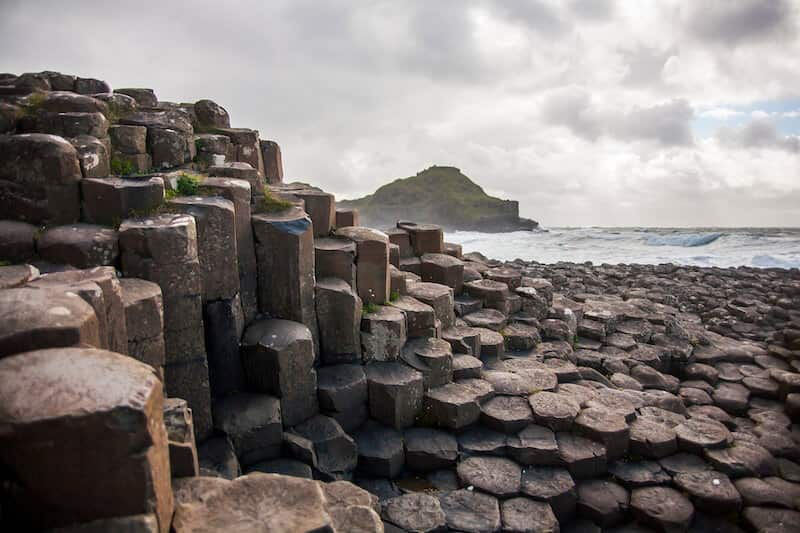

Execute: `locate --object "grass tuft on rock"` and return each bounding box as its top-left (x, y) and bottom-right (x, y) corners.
top-left (362, 302), bottom-right (380, 315)
top-left (256, 189), bottom-right (294, 214)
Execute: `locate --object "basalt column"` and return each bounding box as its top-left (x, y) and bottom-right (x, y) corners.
top-left (252, 206), bottom-right (318, 353)
top-left (198, 177), bottom-right (258, 323)
top-left (169, 197), bottom-right (246, 398)
top-left (119, 214), bottom-right (212, 439)
top-left (0, 348), bottom-right (173, 532)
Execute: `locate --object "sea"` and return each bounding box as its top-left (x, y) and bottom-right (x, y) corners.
top-left (445, 227), bottom-right (800, 269)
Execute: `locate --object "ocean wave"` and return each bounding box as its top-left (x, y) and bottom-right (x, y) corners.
top-left (751, 254), bottom-right (800, 269)
top-left (644, 232), bottom-right (724, 247)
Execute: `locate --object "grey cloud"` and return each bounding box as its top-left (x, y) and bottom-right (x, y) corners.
top-left (568, 0), bottom-right (616, 21)
top-left (612, 99), bottom-right (694, 146)
top-left (717, 119), bottom-right (800, 152)
top-left (491, 0), bottom-right (570, 35)
top-left (540, 87), bottom-right (603, 140)
top-left (684, 0), bottom-right (796, 44)
top-left (542, 90), bottom-right (693, 145)
top-left (620, 45), bottom-right (676, 86)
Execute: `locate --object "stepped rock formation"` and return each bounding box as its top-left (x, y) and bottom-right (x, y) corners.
top-left (1, 70), bottom-right (800, 532)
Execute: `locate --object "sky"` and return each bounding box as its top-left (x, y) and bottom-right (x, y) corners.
top-left (1, 0), bottom-right (799, 227)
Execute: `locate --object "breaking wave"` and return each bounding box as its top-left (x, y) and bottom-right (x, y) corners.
top-left (644, 232), bottom-right (724, 247)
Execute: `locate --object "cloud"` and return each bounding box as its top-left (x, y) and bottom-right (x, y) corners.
top-left (0, 0), bottom-right (798, 226)
top-left (542, 90), bottom-right (693, 145)
top-left (699, 108), bottom-right (746, 120)
top-left (683, 0), bottom-right (796, 45)
top-left (491, 0), bottom-right (570, 36)
top-left (568, 0), bottom-right (616, 21)
top-left (717, 118), bottom-right (800, 152)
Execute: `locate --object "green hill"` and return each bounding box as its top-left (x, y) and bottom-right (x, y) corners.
top-left (339, 166), bottom-right (538, 232)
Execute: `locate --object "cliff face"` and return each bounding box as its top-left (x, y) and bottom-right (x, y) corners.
top-left (339, 166), bottom-right (538, 232)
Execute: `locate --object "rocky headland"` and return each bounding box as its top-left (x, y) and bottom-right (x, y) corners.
top-left (0, 70), bottom-right (799, 533)
top-left (339, 165), bottom-right (538, 232)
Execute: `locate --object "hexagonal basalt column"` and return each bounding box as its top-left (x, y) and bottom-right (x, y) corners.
top-left (215, 128), bottom-right (265, 176)
top-left (36, 224), bottom-right (119, 268)
top-left (334, 226), bottom-right (390, 305)
top-left (252, 207), bottom-right (318, 348)
top-left (314, 237), bottom-right (356, 289)
top-left (291, 189), bottom-right (335, 237)
top-left (168, 196), bottom-right (239, 302)
top-left (119, 214), bottom-right (211, 439)
top-left (259, 140), bottom-right (284, 184)
top-left (397, 221), bottom-right (444, 255)
top-left (316, 278), bottom-right (362, 365)
top-left (120, 277), bottom-right (165, 376)
top-left (420, 253), bottom-right (465, 294)
top-left (208, 162), bottom-right (264, 203)
top-left (0, 287), bottom-right (101, 358)
top-left (361, 305), bottom-right (407, 362)
top-left (28, 267), bottom-right (128, 355)
top-left (407, 282), bottom-right (456, 331)
top-left (198, 177), bottom-right (258, 322)
top-left (81, 177), bottom-right (165, 226)
top-left (240, 318), bottom-right (319, 427)
top-left (0, 133), bottom-right (82, 225)
top-left (335, 208), bottom-right (358, 227)
top-left (0, 348), bottom-right (173, 532)
top-left (365, 362), bottom-right (424, 429)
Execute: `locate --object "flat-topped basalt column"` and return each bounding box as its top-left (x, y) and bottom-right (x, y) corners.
top-left (291, 188), bottom-right (336, 237)
top-left (119, 214), bottom-right (212, 439)
top-left (259, 139), bottom-right (284, 184)
top-left (315, 237), bottom-right (357, 289)
top-left (334, 226), bottom-right (390, 305)
top-left (198, 177), bottom-right (258, 322)
top-left (120, 277), bottom-right (165, 377)
top-left (252, 206), bottom-right (318, 350)
top-left (0, 348), bottom-right (173, 532)
top-left (81, 176), bottom-right (165, 227)
top-left (208, 162), bottom-right (264, 203)
top-left (335, 208), bottom-right (358, 228)
top-left (240, 318), bottom-right (318, 427)
top-left (168, 196), bottom-right (239, 302)
top-left (397, 221), bottom-right (444, 256)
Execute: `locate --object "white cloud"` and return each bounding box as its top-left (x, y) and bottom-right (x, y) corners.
top-left (699, 108), bottom-right (745, 120)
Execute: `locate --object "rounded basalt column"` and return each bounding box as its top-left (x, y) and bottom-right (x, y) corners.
top-left (0, 348), bottom-right (173, 532)
top-left (0, 133), bottom-right (82, 225)
top-left (0, 287), bottom-right (101, 358)
top-left (28, 267), bottom-right (128, 355)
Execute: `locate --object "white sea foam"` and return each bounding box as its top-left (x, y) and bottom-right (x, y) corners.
top-left (446, 227), bottom-right (800, 269)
